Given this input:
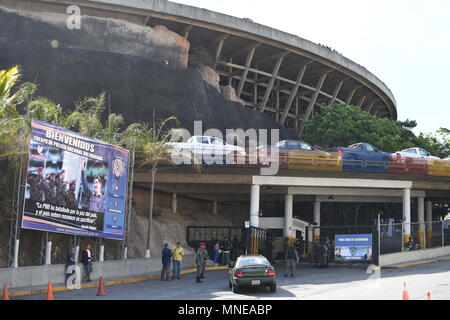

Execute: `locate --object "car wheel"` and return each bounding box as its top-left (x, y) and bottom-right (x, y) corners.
top-left (270, 284), bottom-right (277, 293)
top-left (232, 283), bottom-right (240, 294)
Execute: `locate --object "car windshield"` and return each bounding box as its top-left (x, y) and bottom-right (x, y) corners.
top-left (300, 142), bottom-right (313, 150)
top-left (236, 256), bottom-right (270, 267)
top-left (211, 137), bottom-right (225, 145)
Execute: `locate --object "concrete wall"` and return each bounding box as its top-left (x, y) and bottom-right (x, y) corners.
top-left (0, 253), bottom-right (196, 289)
top-left (380, 246), bottom-right (450, 267)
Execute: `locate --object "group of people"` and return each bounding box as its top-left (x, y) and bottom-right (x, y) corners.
top-left (404, 237), bottom-right (421, 251)
top-left (65, 244), bottom-right (95, 283)
top-left (313, 238), bottom-right (331, 268)
top-left (27, 158), bottom-right (105, 213)
top-left (28, 168), bottom-right (77, 208)
top-left (212, 236), bottom-right (245, 267)
top-left (161, 242), bottom-right (185, 281)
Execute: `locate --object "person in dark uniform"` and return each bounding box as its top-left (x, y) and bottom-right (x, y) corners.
top-left (44, 172), bottom-right (58, 204)
top-left (27, 167), bottom-right (46, 202)
top-left (195, 242), bottom-right (209, 283)
top-left (55, 169), bottom-right (68, 206)
top-left (313, 239), bottom-right (321, 267)
top-left (63, 179), bottom-right (78, 209)
top-left (80, 158), bottom-right (105, 213)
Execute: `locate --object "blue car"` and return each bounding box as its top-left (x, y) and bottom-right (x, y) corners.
top-left (327, 142), bottom-right (391, 173)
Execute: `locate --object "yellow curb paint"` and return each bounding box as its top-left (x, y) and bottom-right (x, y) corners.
top-left (9, 266), bottom-right (229, 297)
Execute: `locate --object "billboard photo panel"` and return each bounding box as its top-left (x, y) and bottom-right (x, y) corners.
top-left (21, 119), bottom-right (129, 240)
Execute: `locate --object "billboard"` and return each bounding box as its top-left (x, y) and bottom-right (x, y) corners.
top-left (21, 119), bottom-right (129, 240)
top-left (334, 234), bottom-right (373, 262)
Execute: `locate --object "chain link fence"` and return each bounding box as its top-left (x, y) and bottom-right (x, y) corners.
top-left (380, 220), bottom-right (450, 254)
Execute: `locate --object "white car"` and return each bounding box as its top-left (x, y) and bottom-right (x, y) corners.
top-left (443, 157), bottom-right (450, 161)
top-left (392, 147), bottom-right (440, 160)
top-left (166, 135), bottom-right (246, 157)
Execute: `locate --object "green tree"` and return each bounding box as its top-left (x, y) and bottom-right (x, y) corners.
top-left (302, 104), bottom-right (450, 156)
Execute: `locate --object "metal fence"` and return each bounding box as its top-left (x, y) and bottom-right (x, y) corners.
top-left (380, 220), bottom-right (450, 254)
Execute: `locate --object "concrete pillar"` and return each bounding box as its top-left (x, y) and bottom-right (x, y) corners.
top-left (418, 197), bottom-right (425, 249)
top-left (13, 239), bottom-right (19, 268)
top-left (123, 247), bottom-right (128, 260)
top-left (250, 184), bottom-right (260, 228)
top-left (314, 201), bottom-right (321, 241)
top-left (99, 245), bottom-right (105, 262)
top-left (74, 245), bottom-right (80, 263)
top-left (403, 188), bottom-right (411, 246)
top-left (284, 194), bottom-right (293, 238)
top-left (171, 193), bottom-right (177, 214)
top-left (426, 200), bottom-right (433, 248)
top-left (213, 201), bottom-right (218, 215)
top-left (45, 240), bottom-right (52, 265)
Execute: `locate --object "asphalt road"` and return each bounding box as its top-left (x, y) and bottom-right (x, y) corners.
top-left (14, 260), bottom-right (450, 300)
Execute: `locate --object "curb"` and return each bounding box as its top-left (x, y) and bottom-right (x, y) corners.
top-left (381, 256), bottom-right (450, 270)
top-left (8, 265), bottom-right (229, 297)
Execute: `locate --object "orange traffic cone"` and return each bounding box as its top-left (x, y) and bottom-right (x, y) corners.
top-left (96, 276), bottom-right (106, 296)
top-left (45, 282), bottom-right (54, 300)
top-left (402, 282), bottom-right (409, 300)
top-left (2, 284), bottom-right (10, 300)
top-left (427, 292), bottom-right (431, 300)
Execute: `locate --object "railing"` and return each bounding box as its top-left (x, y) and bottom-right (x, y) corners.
top-left (164, 149), bottom-right (450, 178)
top-left (380, 221), bottom-right (450, 254)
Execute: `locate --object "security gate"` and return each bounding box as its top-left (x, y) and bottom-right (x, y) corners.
top-left (186, 225), bottom-right (270, 259)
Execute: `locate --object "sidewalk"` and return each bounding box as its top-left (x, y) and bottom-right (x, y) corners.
top-left (381, 255), bottom-right (450, 269)
top-left (7, 265), bottom-right (229, 297)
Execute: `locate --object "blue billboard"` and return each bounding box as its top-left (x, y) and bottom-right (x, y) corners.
top-left (21, 119), bottom-right (129, 240)
top-left (334, 234), bottom-right (373, 262)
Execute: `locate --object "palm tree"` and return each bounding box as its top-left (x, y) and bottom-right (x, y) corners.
top-left (121, 114), bottom-right (179, 258)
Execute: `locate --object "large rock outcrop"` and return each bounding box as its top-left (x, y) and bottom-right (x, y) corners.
top-left (0, 7), bottom-right (292, 139)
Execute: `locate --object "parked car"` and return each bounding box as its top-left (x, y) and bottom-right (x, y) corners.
top-left (257, 140), bottom-right (329, 164)
top-left (166, 135), bottom-right (246, 161)
top-left (393, 147), bottom-right (440, 160)
top-left (326, 142), bottom-right (391, 172)
top-left (228, 254), bottom-right (276, 293)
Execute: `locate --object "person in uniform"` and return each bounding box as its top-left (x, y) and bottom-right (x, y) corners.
top-left (27, 167), bottom-right (46, 202)
top-left (55, 169), bottom-right (68, 206)
top-left (63, 179), bottom-right (78, 209)
top-left (80, 158), bottom-right (105, 213)
top-left (195, 242), bottom-right (209, 283)
top-left (284, 243), bottom-right (299, 277)
top-left (44, 172), bottom-right (58, 204)
top-left (313, 239), bottom-right (321, 267)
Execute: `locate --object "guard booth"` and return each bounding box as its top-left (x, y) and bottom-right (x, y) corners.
top-left (186, 225), bottom-right (271, 264)
top-left (312, 225), bottom-right (379, 265)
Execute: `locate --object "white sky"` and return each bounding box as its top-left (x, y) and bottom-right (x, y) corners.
top-left (173, 0), bottom-right (450, 135)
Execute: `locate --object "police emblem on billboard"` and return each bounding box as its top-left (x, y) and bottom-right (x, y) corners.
top-left (113, 156), bottom-right (124, 179)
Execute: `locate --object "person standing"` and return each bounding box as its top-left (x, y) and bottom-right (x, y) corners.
top-left (172, 242), bottom-right (184, 280)
top-left (221, 237), bottom-right (231, 267)
top-left (161, 243), bottom-right (172, 281)
top-left (284, 243), bottom-right (299, 277)
top-left (213, 240), bottom-right (220, 267)
top-left (65, 247), bottom-right (76, 283)
top-left (81, 244), bottom-right (94, 282)
top-left (231, 235), bottom-right (239, 263)
top-left (195, 242), bottom-right (209, 283)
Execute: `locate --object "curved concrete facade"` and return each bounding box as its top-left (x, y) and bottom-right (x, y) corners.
top-left (1, 0), bottom-right (397, 135)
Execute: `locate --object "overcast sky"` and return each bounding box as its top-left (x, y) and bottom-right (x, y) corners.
top-left (173, 0), bottom-right (450, 135)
